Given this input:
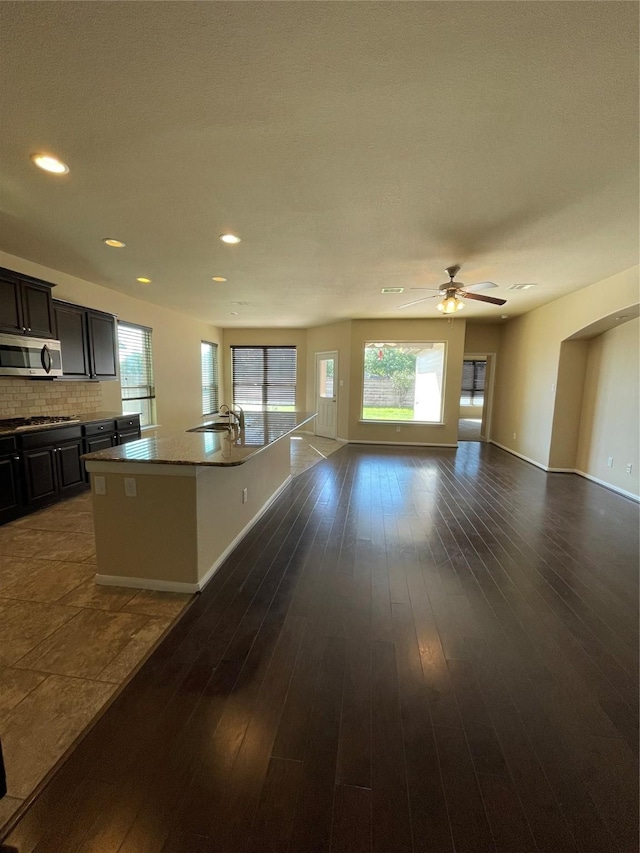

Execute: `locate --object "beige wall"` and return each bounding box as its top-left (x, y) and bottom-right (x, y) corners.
top-left (348, 318), bottom-right (466, 445)
top-left (0, 251), bottom-right (222, 432)
top-left (548, 340), bottom-right (589, 470)
top-left (492, 265), bottom-right (639, 470)
top-left (464, 322), bottom-right (501, 354)
top-left (222, 327), bottom-right (308, 411)
top-left (306, 321), bottom-right (352, 439)
top-left (575, 318), bottom-right (639, 496)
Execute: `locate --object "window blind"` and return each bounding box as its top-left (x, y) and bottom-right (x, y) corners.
top-left (461, 359), bottom-right (486, 404)
top-left (201, 341), bottom-right (219, 416)
top-left (117, 322), bottom-right (155, 425)
top-left (231, 346), bottom-right (297, 411)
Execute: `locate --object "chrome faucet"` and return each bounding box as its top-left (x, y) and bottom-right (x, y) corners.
top-left (230, 403), bottom-right (245, 432)
top-left (218, 403), bottom-right (244, 436)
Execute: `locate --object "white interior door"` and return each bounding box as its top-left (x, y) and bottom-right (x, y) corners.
top-left (315, 351), bottom-right (338, 438)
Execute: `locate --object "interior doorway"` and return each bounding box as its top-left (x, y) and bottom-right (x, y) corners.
top-left (458, 353), bottom-right (495, 441)
top-left (315, 351), bottom-right (338, 438)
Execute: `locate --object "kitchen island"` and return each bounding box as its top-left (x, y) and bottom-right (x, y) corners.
top-left (83, 411), bottom-right (316, 592)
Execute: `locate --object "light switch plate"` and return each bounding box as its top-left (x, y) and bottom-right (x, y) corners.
top-left (124, 478), bottom-right (137, 497)
top-left (94, 476), bottom-right (106, 495)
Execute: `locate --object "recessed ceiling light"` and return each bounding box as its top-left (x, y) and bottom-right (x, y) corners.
top-left (212, 276), bottom-right (227, 282)
top-left (501, 314), bottom-right (509, 319)
top-left (231, 301), bottom-right (250, 306)
top-left (508, 283), bottom-right (537, 291)
top-left (31, 153), bottom-right (69, 174)
top-left (137, 277), bottom-right (151, 284)
top-left (381, 287), bottom-right (404, 294)
top-left (229, 311), bottom-right (239, 316)
top-left (103, 238), bottom-right (126, 248)
top-left (219, 233), bottom-right (241, 244)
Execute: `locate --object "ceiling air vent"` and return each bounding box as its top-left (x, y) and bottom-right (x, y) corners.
top-left (381, 287), bottom-right (404, 294)
top-left (507, 283), bottom-right (537, 291)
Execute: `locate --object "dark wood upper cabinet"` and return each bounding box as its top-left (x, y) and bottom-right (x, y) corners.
top-left (54, 302), bottom-right (90, 377)
top-left (54, 301), bottom-right (118, 380)
top-left (87, 310), bottom-right (118, 379)
top-left (22, 282), bottom-right (55, 338)
top-left (0, 268), bottom-right (55, 338)
top-left (0, 274), bottom-right (23, 334)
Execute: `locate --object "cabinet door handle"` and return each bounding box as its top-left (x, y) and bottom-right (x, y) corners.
top-left (27, 327), bottom-right (31, 332)
top-left (98, 426), bottom-right (104, 430)
top-left (13, 456), bottom-right (20, 462)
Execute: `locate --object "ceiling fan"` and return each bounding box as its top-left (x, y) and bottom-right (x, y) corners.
top-left (398, 265), bottom-right (507, 314)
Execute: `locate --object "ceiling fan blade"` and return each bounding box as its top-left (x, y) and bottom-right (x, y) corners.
top-left (460, 291), bottom-right (507, 306)
top-left (464, 281), bottom-right (497, 292)
top-left (397, 296), bottom-right (438, 308)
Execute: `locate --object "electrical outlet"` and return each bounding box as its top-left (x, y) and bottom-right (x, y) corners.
top-left (124, 478), bottom-right (137, 497)
top-left (513, 432), bottom-right (517, 440)
top-left (626, 463), bottom-right (633, 474)
top-left (94, 476), bottom-right (106, 495)
top-left (607, 457), bottom-right (614, 468)
top-left (242, 487), bottom-right (248, 504)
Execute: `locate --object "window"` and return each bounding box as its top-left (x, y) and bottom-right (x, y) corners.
top-left (201, 341), bottom-right (219, 416)
top-left (362, 342), bottom-right (446, 422)
top-left (117, 321), bottom-right (155, 426)
top-left (231, 346), bottom-right (297, 412)
top-left (460, 359), bottom-right (486, 406)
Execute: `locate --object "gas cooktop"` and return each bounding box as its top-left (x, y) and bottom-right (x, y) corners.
top-left (0, 415), bottom-right (80, 432)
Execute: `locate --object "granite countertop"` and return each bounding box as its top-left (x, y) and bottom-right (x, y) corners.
top-left (82, 411), bottom-right (317, 467)
top-left (0, 412), bottom-right (127, 437)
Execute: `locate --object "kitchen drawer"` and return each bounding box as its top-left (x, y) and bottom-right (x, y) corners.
top-left (83, 419), bottom-right (116, 437)
top-left (115, 415), bottom-right (140, 431)
top-left (19, 424), bottom-right (82, 450)
top-left (0, 435), bottom-right (17, 456)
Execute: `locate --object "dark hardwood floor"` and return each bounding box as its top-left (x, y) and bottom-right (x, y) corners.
top-left (2, 443), bottom-right (638, 853)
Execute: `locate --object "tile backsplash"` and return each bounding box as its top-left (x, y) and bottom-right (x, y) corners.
top-left (0, 378), bottom-right (104, 417)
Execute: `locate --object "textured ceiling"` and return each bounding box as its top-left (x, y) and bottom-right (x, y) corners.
top-left (0, 1), bottom-right (638, 328)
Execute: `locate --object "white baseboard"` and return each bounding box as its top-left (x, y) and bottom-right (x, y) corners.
top-left (574, 470), bottom-right (640, 503)
top-left (490, 440), bottom-right (549, 471)
top-left (490, 441), bottom-right (640, 503)
top-left (96, 475), bottom-right (293, 594)
top-left (195, 475), bottom-right (292, 591)
top-left (95, 574), bottom-right (200, 593)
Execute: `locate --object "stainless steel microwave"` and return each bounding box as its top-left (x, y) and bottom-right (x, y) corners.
top-left (0, 333), bottom-right (63, 377)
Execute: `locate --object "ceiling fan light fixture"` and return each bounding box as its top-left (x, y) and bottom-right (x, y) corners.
top-left (438, 295), bottom-right (464, 314)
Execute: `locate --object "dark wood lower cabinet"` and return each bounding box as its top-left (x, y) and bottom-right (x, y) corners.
top-left (0, 452), bottom-right (23, 524)
top-left (23, 447), bottom-right (57, 504)
top-left (117, 429), bottom-right (140, 444)
top-left (23, 440), bottom-right (84, 506)
top-left (57, 440), bottom-right (84, 492)
top-left (0, 414), bottom-right (141, 524)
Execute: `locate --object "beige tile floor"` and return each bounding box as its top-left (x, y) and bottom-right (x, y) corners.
top-left (0, 436), bottom-right (342, 833)
top-left (0, 490), bottom-right (191, 833)
top-left (290, 432), bottom-right (345, 477)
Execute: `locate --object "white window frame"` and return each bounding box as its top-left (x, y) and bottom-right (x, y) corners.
top-left (361, 341), bottom-right (447, 424)
top-left (117, 321), bottom-right (156, 427)
top-left (201, 341), bottom-right (220, 417)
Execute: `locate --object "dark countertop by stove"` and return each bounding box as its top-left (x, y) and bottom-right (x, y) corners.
top-left (0, 412), bottom-right (130, 437)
